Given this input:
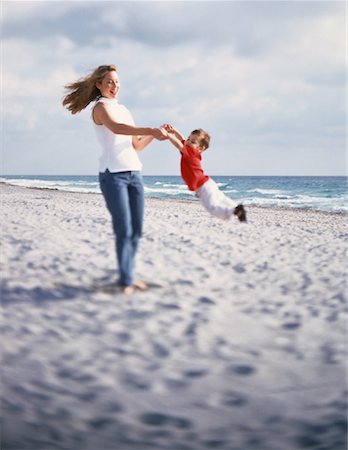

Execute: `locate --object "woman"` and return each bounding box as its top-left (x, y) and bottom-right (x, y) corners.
top-left (62, 64), bottom-right (167, 294)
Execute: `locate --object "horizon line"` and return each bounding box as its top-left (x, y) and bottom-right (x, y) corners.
top-left (0, 174), bottom-right (346, 178)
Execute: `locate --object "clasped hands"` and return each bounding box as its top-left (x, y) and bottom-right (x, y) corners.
top-left (153, 123), bottom-right (175, 141)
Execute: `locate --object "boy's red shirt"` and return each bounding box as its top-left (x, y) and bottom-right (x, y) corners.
top-left (180, 140), bottom-right (210, 192)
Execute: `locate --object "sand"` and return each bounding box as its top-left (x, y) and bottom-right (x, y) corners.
top-left (1, 183), bottom-right (347, 450)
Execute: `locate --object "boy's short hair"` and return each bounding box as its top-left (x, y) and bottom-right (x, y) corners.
top-left (191, 129), bottom-right (211, 150)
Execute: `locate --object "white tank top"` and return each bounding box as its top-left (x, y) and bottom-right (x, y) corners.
top-left (93, 97), bottom-right (143, 173)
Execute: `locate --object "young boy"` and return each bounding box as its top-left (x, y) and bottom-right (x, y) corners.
top-left (162, 125), bottom-right (247, 222)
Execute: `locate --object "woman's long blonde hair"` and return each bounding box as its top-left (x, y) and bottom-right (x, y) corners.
top-left (62, 64), bottom-right (117, 115)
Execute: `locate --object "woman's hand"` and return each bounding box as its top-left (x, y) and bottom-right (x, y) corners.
top-left (160, 123), bottom-right (185, 142)
top-left (152, 127), bottom-right (168, 141)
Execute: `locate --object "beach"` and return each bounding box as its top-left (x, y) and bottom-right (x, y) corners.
top-left (1, 183), bottom-right (347, 450)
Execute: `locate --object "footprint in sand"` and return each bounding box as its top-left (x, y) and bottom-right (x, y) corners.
top-left (115, 331), bottom-right (132, 343)
top-left (320, 343), bottom-right (338, 365)
top-left (140, 412), bottom-right (193, 429)
top-left (88, 417), bottom-right (115, 430)
top-left (282, 321), bottom-right (301, 330)
top-left (122, 372), bottom-right (151, 390)
top-left (183, 369), bottom-right (207, 379)
top-left (223, 390), bottom-right (248, 407)
top-left (227, 364), bottom-right (256, 376)
top-left (77, 391), bottom-right (98, 402)
top-left (152, 342), bottom-right (170, 358)
top-left (184, 322), bottom-right (197, 336)
top-left (282, 311), bottom-right (302, 330)
top-left (157, 302), bottom-right (181, 310)
top-left (197, 296), bottom-right (215, 305)
top-left (163, 377), bottom-right (189, 391)
top-left (233, 263), bottom-right (246, 273)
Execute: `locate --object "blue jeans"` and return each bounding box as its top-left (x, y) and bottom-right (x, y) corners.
top-left (99, 170), bottom-right (144, 286)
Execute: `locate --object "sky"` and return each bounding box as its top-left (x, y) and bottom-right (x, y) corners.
top-left (1, 0), bottom-right (346, 176)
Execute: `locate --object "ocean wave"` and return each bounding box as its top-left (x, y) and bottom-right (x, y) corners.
top-left (144, 186), bottom-right (193, 197)
top-left (247, 188), bottom-right (286, 195)
top-left (0, 178), bottom-right (101, 194)
top-left (222, 189), bottom-right (239, 194)
top-left (1, 176), bottom-right (346, 213)
top-left (243, 195), bottom-right (347, 213)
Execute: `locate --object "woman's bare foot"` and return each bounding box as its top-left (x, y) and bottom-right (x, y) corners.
top-left (121, 285), bottom-right (135, 295)
top-left (134, 280), bottom-right (149, 291)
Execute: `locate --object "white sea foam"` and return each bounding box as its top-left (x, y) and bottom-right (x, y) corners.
top-left (144, 185), bottom-right (194, 197)
top-left (1, 176), bottom-right (346, 212)
top-left (248, 188), bottom-right (286, 195)
top-left (0, 178), bottom-right (101, 194)
top-left (243, 194), bottom-right (348, 212)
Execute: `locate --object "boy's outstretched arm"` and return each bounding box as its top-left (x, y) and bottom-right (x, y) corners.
top-left (167, 125), bottom-right (185, 142)
top-left (160, 125), bottom-right (184, 153)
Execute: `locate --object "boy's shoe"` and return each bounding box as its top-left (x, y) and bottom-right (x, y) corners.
top-left (234, 204), bottom-right (247, 222)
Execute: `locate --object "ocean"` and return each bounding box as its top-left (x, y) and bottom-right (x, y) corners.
top-left (1, 175), bottom-right (346, 213)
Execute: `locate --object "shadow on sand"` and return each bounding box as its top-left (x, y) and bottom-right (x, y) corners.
top-left (0, 279), bottom-right (163, 306)
top-left (0, 281), bottom-right (96, 305)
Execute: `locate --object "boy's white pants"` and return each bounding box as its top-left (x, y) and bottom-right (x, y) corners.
top-left (195, 178), bottom-right (237, 220)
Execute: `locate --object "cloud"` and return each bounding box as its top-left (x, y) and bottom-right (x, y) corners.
top-left (4, 1), bottom-right (342, 52)
top-left (1, 1), bottom-right (345, 176)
